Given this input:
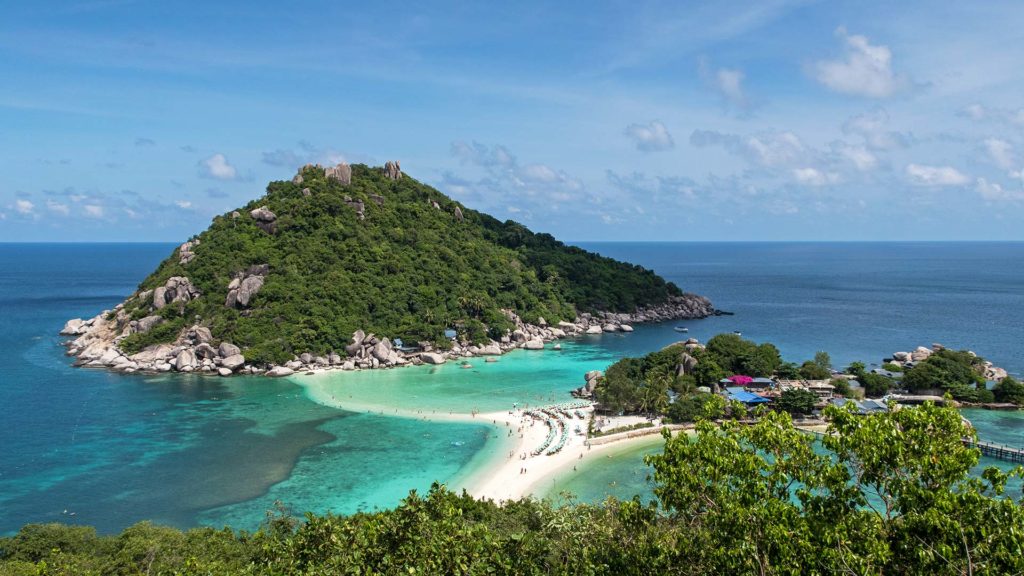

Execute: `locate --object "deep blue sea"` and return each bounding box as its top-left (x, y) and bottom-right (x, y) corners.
top-left (1, 242), bottom-right (1022, 535)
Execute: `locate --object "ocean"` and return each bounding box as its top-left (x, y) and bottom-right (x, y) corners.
top-left (1, 242), bottom-right (1022, 534)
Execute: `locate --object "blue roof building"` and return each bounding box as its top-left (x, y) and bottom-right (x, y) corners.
top-left (724, 386), bottom-right (771, 405)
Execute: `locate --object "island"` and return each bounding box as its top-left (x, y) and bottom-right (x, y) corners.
top-left (59, 161), bottom-right (715, 377)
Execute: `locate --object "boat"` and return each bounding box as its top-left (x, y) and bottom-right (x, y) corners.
top-left (674, 326), bottom-right (689, 333)
top-left (733, 331), bottom-right (742, 336)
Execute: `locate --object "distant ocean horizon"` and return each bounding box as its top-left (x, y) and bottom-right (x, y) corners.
top-left (1, 241), bottom-right (1022, 535)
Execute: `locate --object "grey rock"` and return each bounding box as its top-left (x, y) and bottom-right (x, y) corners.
top-left (299, 352), bottom-right (313, 364)
top-left (302, 187), bottom-right (311, 197)
top-left (195, 343), bottom-right (218, 359)
top-left (384, 160), bottom-right (402, 180)
top-left (218, 367), bottom-right (234, 377)
top-left (292, 173), bottom-right (304, 185)
top-left (249, 206), bottom-right (277, 234)
top-left (178, 239), bottom-right (199, 265)
top-left (192, 326), bottom-right (213, 343)
top-left (174, 349), bottom-right (198, 372)
top-left (420, 352), bottom-right (446, 365)
top-left (218, 342), bottom-right (241, 358)
top-left (221, 354), bottom-right (246, 370)
top-left (524, 339), bottom-right (545, 350)
top-left (133, 315), bottom-right (164, 334)
top-left (266, 366), bottom-right (295, 377)
top-left (454, 206), bottom-right (464, 222)
top-left (325, 162), bottom-right (352, 185)
top-left (236, 275), bottom-right (264, 307)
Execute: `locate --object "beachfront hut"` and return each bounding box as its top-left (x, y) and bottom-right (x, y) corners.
top-left (749, 377), bottom-right (775, 389)
top-left (724, 386), bottom-right (771, 407)
top-left (806, 380), bottom-right (836, 400)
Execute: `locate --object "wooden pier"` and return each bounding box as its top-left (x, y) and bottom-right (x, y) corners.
top-left (963, 439), bottom-right (1024, 464)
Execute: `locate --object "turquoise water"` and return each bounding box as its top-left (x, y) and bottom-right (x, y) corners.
top-left (1, 242), bottom-right (1022, 534)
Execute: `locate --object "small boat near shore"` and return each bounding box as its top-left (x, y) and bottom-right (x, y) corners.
top-left (674, 326), bottom-right (689, 333)
top-left (733, 330), bottom-right (742, 336)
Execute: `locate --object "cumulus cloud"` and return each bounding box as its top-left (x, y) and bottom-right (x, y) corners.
top-left (15, 199), bottom-right (34, 214)
top-left (83, 205), bottom-right (105, 218)
top-left (792, 167), bottom-right (839, 186)
top-left (814, 28), bottom-right (908, 98)
top-left (905, 164), bottom-right (969, 186)
top-left (975, 178), bottom-right (1024, 202)
top-left (833, 142), bottom-right (878, 171)
top-left (198, 153), bottom-right (238, 180)
top-left (982, 138), bottom-right (1016, 169)
top-left (624, 121), bottom-right (675, 152)
top-left (959, 104), bottom-right (1024, 126)
top-left (175, 200), bottom-right (192, 209)
top-left (445, 141), bottom-right (586, 216)
top-left (46, 199), bottom-right (70, 216)
top-left (691, 129), bottom-right (805, 167)
top-left (699, 58), bottom-right (749, 109)
top-left (842, 109), bottom-right (911, 150)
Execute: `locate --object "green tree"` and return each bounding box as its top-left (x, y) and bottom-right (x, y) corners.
top-left (813, 350), bottom-right (832, 372)
top-left (798, 360), bottom-right (831, 380)
top-left (776, 388), bottom-right (818, 414)
top-left (993, 376), bottom-right (1024, 405)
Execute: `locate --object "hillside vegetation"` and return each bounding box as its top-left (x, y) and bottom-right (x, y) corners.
top-left (116, 164), bottom-right (686, 364)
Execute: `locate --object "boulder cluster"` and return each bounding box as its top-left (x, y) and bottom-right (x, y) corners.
top-left (890, 344), bottom-right (1009, 381)
top-left (59, 279), bottom-right (717, 379)
top-left (324, 162), bottom-right (352, 185)
top-left (384, 161), bottom-right (402, 180)
top-left (343, 195), bottom-right (365, 220)
top-left (250, 206), bottom-right (278, 234)
top-left (225, 264), bottom-right (269, 309)
top-left (178, 239), bottom-right (199, 265)
top-left (149, 276), bottom-right (200, 310)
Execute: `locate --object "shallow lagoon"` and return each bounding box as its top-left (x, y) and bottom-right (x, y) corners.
top-left (2, 242), bottom-right (1022, 534)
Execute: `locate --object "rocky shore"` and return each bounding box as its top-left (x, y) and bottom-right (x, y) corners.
top-left (887, 343), bottom-right (1008, 381)
top-left (60, 293), bottom-right (716, 378)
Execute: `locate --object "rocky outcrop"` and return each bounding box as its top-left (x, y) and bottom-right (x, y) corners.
top-left (369, 193), bottom-right (385, 206)
top-left (420, 352), bottom-right (446, 365)
top-left (343, 195), bottom-right (365, 220)
top-left (573, 370), bottom-right (603, 399)
top-left (325, 162), bottom-right (352, 186)
top-left (152, 277), bottom-right (200, 310)
top-left (384, 160), bottom-right (402, 180)
top-left (130, 315), bottom-right (163, 334)
top-left (454, 206), bottom-right (464, 222)
top-left (250, 206), bottom-right (277, 234)
top-left (889, 343), bottom-right (1010, 382)
top-left (225, 265), bottom-right (268, 309)
top-left (178, 239), bottom-right (199, 265)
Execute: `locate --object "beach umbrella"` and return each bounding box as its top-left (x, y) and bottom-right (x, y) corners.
top-left (728, 375), bottom-right (754, 385)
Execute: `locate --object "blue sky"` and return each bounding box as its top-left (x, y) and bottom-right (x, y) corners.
top-left (2, 0), bottom-right (1024, 241)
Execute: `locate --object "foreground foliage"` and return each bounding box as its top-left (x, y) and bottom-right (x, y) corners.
top-left (3, 403), bottom-right (1021, 575)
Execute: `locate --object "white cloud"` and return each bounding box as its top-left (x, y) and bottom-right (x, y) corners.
top-left (175, 200), bottom-right (193, 209)
top-left (905, 164), bottom-right (969, 186)
top-left (959, 104), bottom-right (1024, 126)
top-left (198, 153), bottom-right (238, 180)
top-left (975, 177), bottom-right (1024, 202)
top-left (792, 167), bottom-right (839, 186)
top-left (835, 142), bottom-right (878, 171)
top-left (624, 121), bottom-right (675, 152)
top-left (15, 199), bottom-right (34, 214)
top-left (690, 129), bottom-right (806, 167)
top-left (982, 138), bottom-right (1016, 169)
top-left (83, 205), bottom-right (105, 218)
top-left (716, 68), bottom-right (746, 106)
top-left (46, 199), bottom-right (70, 216)
top-left (842, 109), bottom-right (910, 150)
top-left (814, 28), bottom-right (907, 98)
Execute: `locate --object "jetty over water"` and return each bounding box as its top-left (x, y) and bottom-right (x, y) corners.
top-left (963, 439), bottom-right (1024, 464)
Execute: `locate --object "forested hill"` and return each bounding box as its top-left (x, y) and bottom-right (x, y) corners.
top-left (105, 162), bottom-right (702, 364)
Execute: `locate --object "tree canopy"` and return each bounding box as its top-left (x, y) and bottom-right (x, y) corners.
top-left (117, 164), bottom-right (690, 364)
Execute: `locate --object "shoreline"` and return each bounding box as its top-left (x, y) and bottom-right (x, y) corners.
top-left (297, 377), bottom-right (678, 502)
